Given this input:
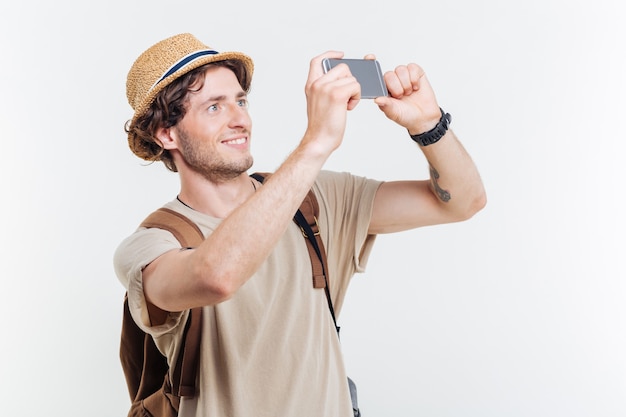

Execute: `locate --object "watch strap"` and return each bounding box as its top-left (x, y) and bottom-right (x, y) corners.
top-left (409, 108), bottom-right (452, 146)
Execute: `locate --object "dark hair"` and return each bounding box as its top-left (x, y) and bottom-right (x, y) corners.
top-left (125, 59), bottom-right (251, 172)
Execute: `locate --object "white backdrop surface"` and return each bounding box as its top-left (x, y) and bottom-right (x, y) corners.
top-left (1, 1), bottom-right (624, 416)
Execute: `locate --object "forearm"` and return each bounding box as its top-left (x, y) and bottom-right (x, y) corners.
top-left (369, 128), bottom-right (485, 234)
top-left (172, 139), bottom-right (331, 309)
top-left (420, 129), bottom-right (486, 220)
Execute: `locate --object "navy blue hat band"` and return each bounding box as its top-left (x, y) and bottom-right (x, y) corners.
top-left (151, 49), bottom-right (219, 91)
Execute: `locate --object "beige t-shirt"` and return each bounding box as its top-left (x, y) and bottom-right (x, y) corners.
top-left (114, 170), bottom-right (382, 417)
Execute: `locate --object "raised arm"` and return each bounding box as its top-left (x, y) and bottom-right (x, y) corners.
top-left (368, 62), bottom-right (486, 234)
top-left (141, 51), bottom-right (365, 314)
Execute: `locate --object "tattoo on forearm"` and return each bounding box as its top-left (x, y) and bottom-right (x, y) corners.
top-left (430, 165), bottom-right (451, 202)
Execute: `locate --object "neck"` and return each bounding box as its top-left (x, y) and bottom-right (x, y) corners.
top-left (177, 173), bottom-right (258, 218)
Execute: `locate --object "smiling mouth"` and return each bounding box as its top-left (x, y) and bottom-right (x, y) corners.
top-left (223, 137), bottom-right (247, 145)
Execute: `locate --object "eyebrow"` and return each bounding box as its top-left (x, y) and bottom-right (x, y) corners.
top-left (200, 90), bottom-right (248, 106)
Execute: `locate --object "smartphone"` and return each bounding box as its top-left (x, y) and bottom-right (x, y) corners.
top-left (322, 58), bottom-right (388, 99)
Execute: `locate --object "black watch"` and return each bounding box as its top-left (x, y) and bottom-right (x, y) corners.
top-left (409, 108), bottom-right (452, 146)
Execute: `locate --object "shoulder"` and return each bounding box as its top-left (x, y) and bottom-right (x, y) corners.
top-left (113, 222), bottom-right (182, 289)
top-left (113, 201), bottom-right (190, 287)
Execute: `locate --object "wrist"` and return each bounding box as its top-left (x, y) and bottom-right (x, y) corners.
top-left (408, 108), bottom-right (452, 146)
top-left (407, 109), bottom-right (442, 135)
top-left (294, 134), bottom-right (334, 167)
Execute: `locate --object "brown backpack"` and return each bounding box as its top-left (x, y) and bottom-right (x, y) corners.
top-left (119, 173), bottom-right (329, 417)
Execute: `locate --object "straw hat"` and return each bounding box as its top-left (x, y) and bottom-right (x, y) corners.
top-left (126, 32), bottom-right (254, 132)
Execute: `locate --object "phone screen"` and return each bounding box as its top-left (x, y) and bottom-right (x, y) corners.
top-left (322, 58), bottom-right (388, 99)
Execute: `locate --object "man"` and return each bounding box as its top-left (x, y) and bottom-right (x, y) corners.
top-left (115, 32), bottom-right (486, 417)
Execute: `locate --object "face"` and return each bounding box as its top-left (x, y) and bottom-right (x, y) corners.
top-left (168, 66), bottom-right (253, 183)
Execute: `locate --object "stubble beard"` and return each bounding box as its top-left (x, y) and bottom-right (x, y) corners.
top-left (178, 129), bottom-right (254, 183)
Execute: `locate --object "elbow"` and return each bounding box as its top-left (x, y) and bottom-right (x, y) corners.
top-left (206, 272), bottom-right (243, 303)
top-left (471, 187), bottom-right (487, 215)
top-left (459, 188), bottom-right (487, 221)
top-left (193, 263), bottom-right (241, 305)
top-left (203, 280), bottom-right (237, 304)
top-left (443, 187), bottom-right (486, 223)
top-left (474, 196), bottom-right (487, 219)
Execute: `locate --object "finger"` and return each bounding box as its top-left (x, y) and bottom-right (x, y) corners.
top-left (383, 70), bottom-right (404, 98)
top-left (373, 95), bottom-right (391, 108)
top-left (373, 95), bottom-right (399, 121)
top-left (333, 76), bottom-right (362, 104)
top-left (305, 51), bottom-right (345, 95)
top-left (347, 95), bottom-right (361, 111)
top-left (407, 63), bottom-right (425, 91)
top-left (393, 65), bottom-right (413, 96)
top-left (313, 68), bottom-right (361, 107)
top-left (308, 51), bottom-right (344, 79)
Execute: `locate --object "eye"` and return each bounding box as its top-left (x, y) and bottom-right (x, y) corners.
top-left (208, 104), bottom-right (218, 112)
top-left (238, 98), bottom-right (249, 109)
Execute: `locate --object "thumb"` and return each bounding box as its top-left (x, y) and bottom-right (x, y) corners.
top-left (374, 95), bottom-right (401, 122)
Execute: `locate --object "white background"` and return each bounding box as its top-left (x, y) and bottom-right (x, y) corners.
top-left (1, 0), bottom-right (624, 416)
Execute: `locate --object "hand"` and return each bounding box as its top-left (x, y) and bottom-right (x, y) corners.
top-left (300, 51), bottom-right (363, 154)
top-left (370, 56), bottom-right (442, 135)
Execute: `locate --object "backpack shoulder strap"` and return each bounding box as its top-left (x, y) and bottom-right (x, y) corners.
top-left (250, 172), bottom-right (329, 289)
top-left (140, 207), bottom-right (204, 248)
top-left (137, 207), bottom-right (205, 398)
top-left (294, 188), bottom-right (329, 289)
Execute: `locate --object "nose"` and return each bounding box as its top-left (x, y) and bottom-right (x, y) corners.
top-left (228, 103), bottom-right (251, 129)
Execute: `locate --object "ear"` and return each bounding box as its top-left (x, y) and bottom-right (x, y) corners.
top-left (155, 127), bottom-right (178, 150)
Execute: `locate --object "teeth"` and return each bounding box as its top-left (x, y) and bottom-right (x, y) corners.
top-left (225, 138), bottom-right (246, 145)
